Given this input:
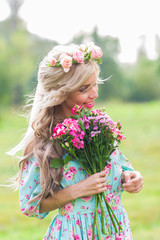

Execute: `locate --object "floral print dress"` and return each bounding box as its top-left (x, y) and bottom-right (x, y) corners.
top-left (19, 149), bottom-right (134, 240)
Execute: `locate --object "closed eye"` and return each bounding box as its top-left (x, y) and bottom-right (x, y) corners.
top-left (79, 84), bottom-right (90, 92)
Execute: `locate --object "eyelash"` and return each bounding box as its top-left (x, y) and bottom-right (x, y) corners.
top-left (79, 83), bottom-right (97, 93)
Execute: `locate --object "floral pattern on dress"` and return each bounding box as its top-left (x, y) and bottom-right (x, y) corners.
top-left (19, 149), bottom-right (134, 239)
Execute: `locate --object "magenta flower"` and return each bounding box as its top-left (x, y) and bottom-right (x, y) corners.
top-left (72, 105), bottom-right (82, 115)
top-left (52, 124), bottom-right (66, 139)
top-left (71, 137), bottom-right (84, 149)
top-left (81, 115), bottom-right (90, 129)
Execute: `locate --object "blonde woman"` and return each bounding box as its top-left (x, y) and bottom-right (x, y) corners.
top-left (9, 43), bottom-right (143, 239)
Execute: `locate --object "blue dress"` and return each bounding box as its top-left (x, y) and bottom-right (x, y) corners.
top-left (19, 149), bottom-right (134, 240)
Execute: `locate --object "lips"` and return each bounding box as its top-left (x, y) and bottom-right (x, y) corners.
top-left (83, 101), bottom-right (95, 108)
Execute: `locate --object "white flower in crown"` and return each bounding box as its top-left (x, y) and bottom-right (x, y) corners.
top-left (86, 42), bottom-right (95, 53)
top-left (79, 44), bottom-right (86, 52)
top-left (60, 54), bottom-right (72, 73)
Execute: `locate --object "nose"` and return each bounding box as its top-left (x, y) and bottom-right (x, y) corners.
top-left (89, 85), bottom-right (98, 99)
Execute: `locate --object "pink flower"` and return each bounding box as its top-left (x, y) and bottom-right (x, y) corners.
top-left (79, 131), bottom-right (85, 139)
top-left (105, 196), bottom-right (110, 203)
top-left (25, 194), bottom-right (29, 200)
top-left (28, 205), bottom-right (34, 212)
top-left (112, 205), bottom-right (118, 210)
top-left (60, 55), bottom-right (72, 72)
top-left (76, 219), bottom-right (82, 226)
top-left (49, 57), bottom-right (56, 66)
top-left (106, 236), bottom-right (111, 240)
top-left (64, 202), bottom-right (73, 213)
top-left (81, 196), bottom-right (92, 201)
top-left (106, 184), bottom-right (111, 191)
top-left (97, 208), bottom-right (101, 214)
top-left (65, 214), bottom-right (70, 220)
top-left (73, 51), bottom-right (84, 63)
top-left (72, 105), bottom-right (82, 115)
top-left (71, 137), bottom-right (84, 149)
top-left (87, 229), bottom-right (92, 239)
top-left (52, 124), bottom-right (66, 138)
top-left (118, 134), bottom-right (126, 140)
top-left (115, 232), bottom-right (124, 240)
top-left (63, 118), bottom-right (74, 127)
top-left (91, 46), bottom-right (103, 59)
top-left (20, 179), bottom-right (24, 186)
top-left (64, 171), bottom-right (73, 180)
top-left (106, 163), bottom-right (112, 169)
top-left (33, 161), bottom-right (39, 167)
top-left (70, 167), bottom-right (77, 174)
top-left (108, 192), bottom-right (114, 198)
top-left (115, 195), bottom-right (120, 206)
top-left (74, 235), bottom-right (80, 240)
top-left (55, 220), bottom-right (62, 231)
top-left (104, 166), bottom-right (109, 175)
top-left (111, 150), bottom-right (117, 156)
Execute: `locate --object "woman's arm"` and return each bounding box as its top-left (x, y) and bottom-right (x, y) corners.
top-left (39, 170), bottom-right (107, 213)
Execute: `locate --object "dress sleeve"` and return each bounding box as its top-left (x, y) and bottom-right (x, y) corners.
top-left (118, 150), bottom-right (134, 172)
top-left (19, 157), bottom-right (49, 220)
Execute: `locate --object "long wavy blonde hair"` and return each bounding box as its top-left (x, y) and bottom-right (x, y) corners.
top-left (8, 44), bottom-right (101, 205)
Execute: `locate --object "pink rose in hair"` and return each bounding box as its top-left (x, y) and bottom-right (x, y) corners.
top-left (49, 57), bottom-right (56, 66)
top-left (91, 46), bottom-right (103, 59)
top-left (73, 51), bottom-right (84, 63)
top-left (60, 55), bottom-right (72, 72)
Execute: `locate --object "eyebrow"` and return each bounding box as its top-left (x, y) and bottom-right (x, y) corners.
top-left (79, 84), bottom-right (90, 88)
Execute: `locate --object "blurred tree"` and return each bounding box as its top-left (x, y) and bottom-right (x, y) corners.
top-left (123, 37), bottom-right (160, 101)
top-left (0, 0), bottom-right (57, 106)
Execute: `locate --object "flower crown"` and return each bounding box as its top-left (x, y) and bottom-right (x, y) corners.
top-left (47, 42), bottom-right (103, 73)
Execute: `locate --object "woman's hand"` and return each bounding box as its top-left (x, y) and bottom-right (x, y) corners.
top-left (75, 170), bottom-right (107, 198)
top-left (121, 171), bottom-right (143, 193)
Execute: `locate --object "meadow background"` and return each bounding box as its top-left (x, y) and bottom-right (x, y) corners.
top-left (0, 1), bottom-right (160, 239)
top-left (0, 101), bottom-right (160, 240)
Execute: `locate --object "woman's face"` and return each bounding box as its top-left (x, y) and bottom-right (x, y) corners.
top-left (61, 72), bottom-right (98, 117)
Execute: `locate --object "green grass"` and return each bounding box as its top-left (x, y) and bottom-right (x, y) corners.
top-left (0, 101), bottom-right (160, 240)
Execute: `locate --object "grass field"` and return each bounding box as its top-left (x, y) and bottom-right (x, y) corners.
top-left (0, 101), bottom-right (160, 240)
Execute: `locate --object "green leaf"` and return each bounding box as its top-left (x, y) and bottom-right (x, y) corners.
top-left (64, 155), bottom-right (73, 164)
top-left (50, 158), bottom-right (64, 168)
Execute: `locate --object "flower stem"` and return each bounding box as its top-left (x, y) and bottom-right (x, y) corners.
top-left (102, 192), bottom-right (122, 233)
top-left (98, 193), bottom-right (111, 236)
top-left (95, 195), bottom-right (101, 239)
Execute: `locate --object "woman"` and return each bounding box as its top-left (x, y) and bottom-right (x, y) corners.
top-left (10, 43), bottom-right (143, 239)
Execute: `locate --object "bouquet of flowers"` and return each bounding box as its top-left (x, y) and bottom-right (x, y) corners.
top-left (50, 105), bottom-right (126, 239)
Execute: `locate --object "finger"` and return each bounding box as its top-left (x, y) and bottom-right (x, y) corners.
top-left (130, 171), bottom-right (141, 180)
top-left (124, 172), bottom-right (131, 183)
top-left (99, 170), bottom-right (107, 177)
top-left (129, 176), bottom-right (143, 184)
top-left (123, 179), bottom-right (143, 192)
